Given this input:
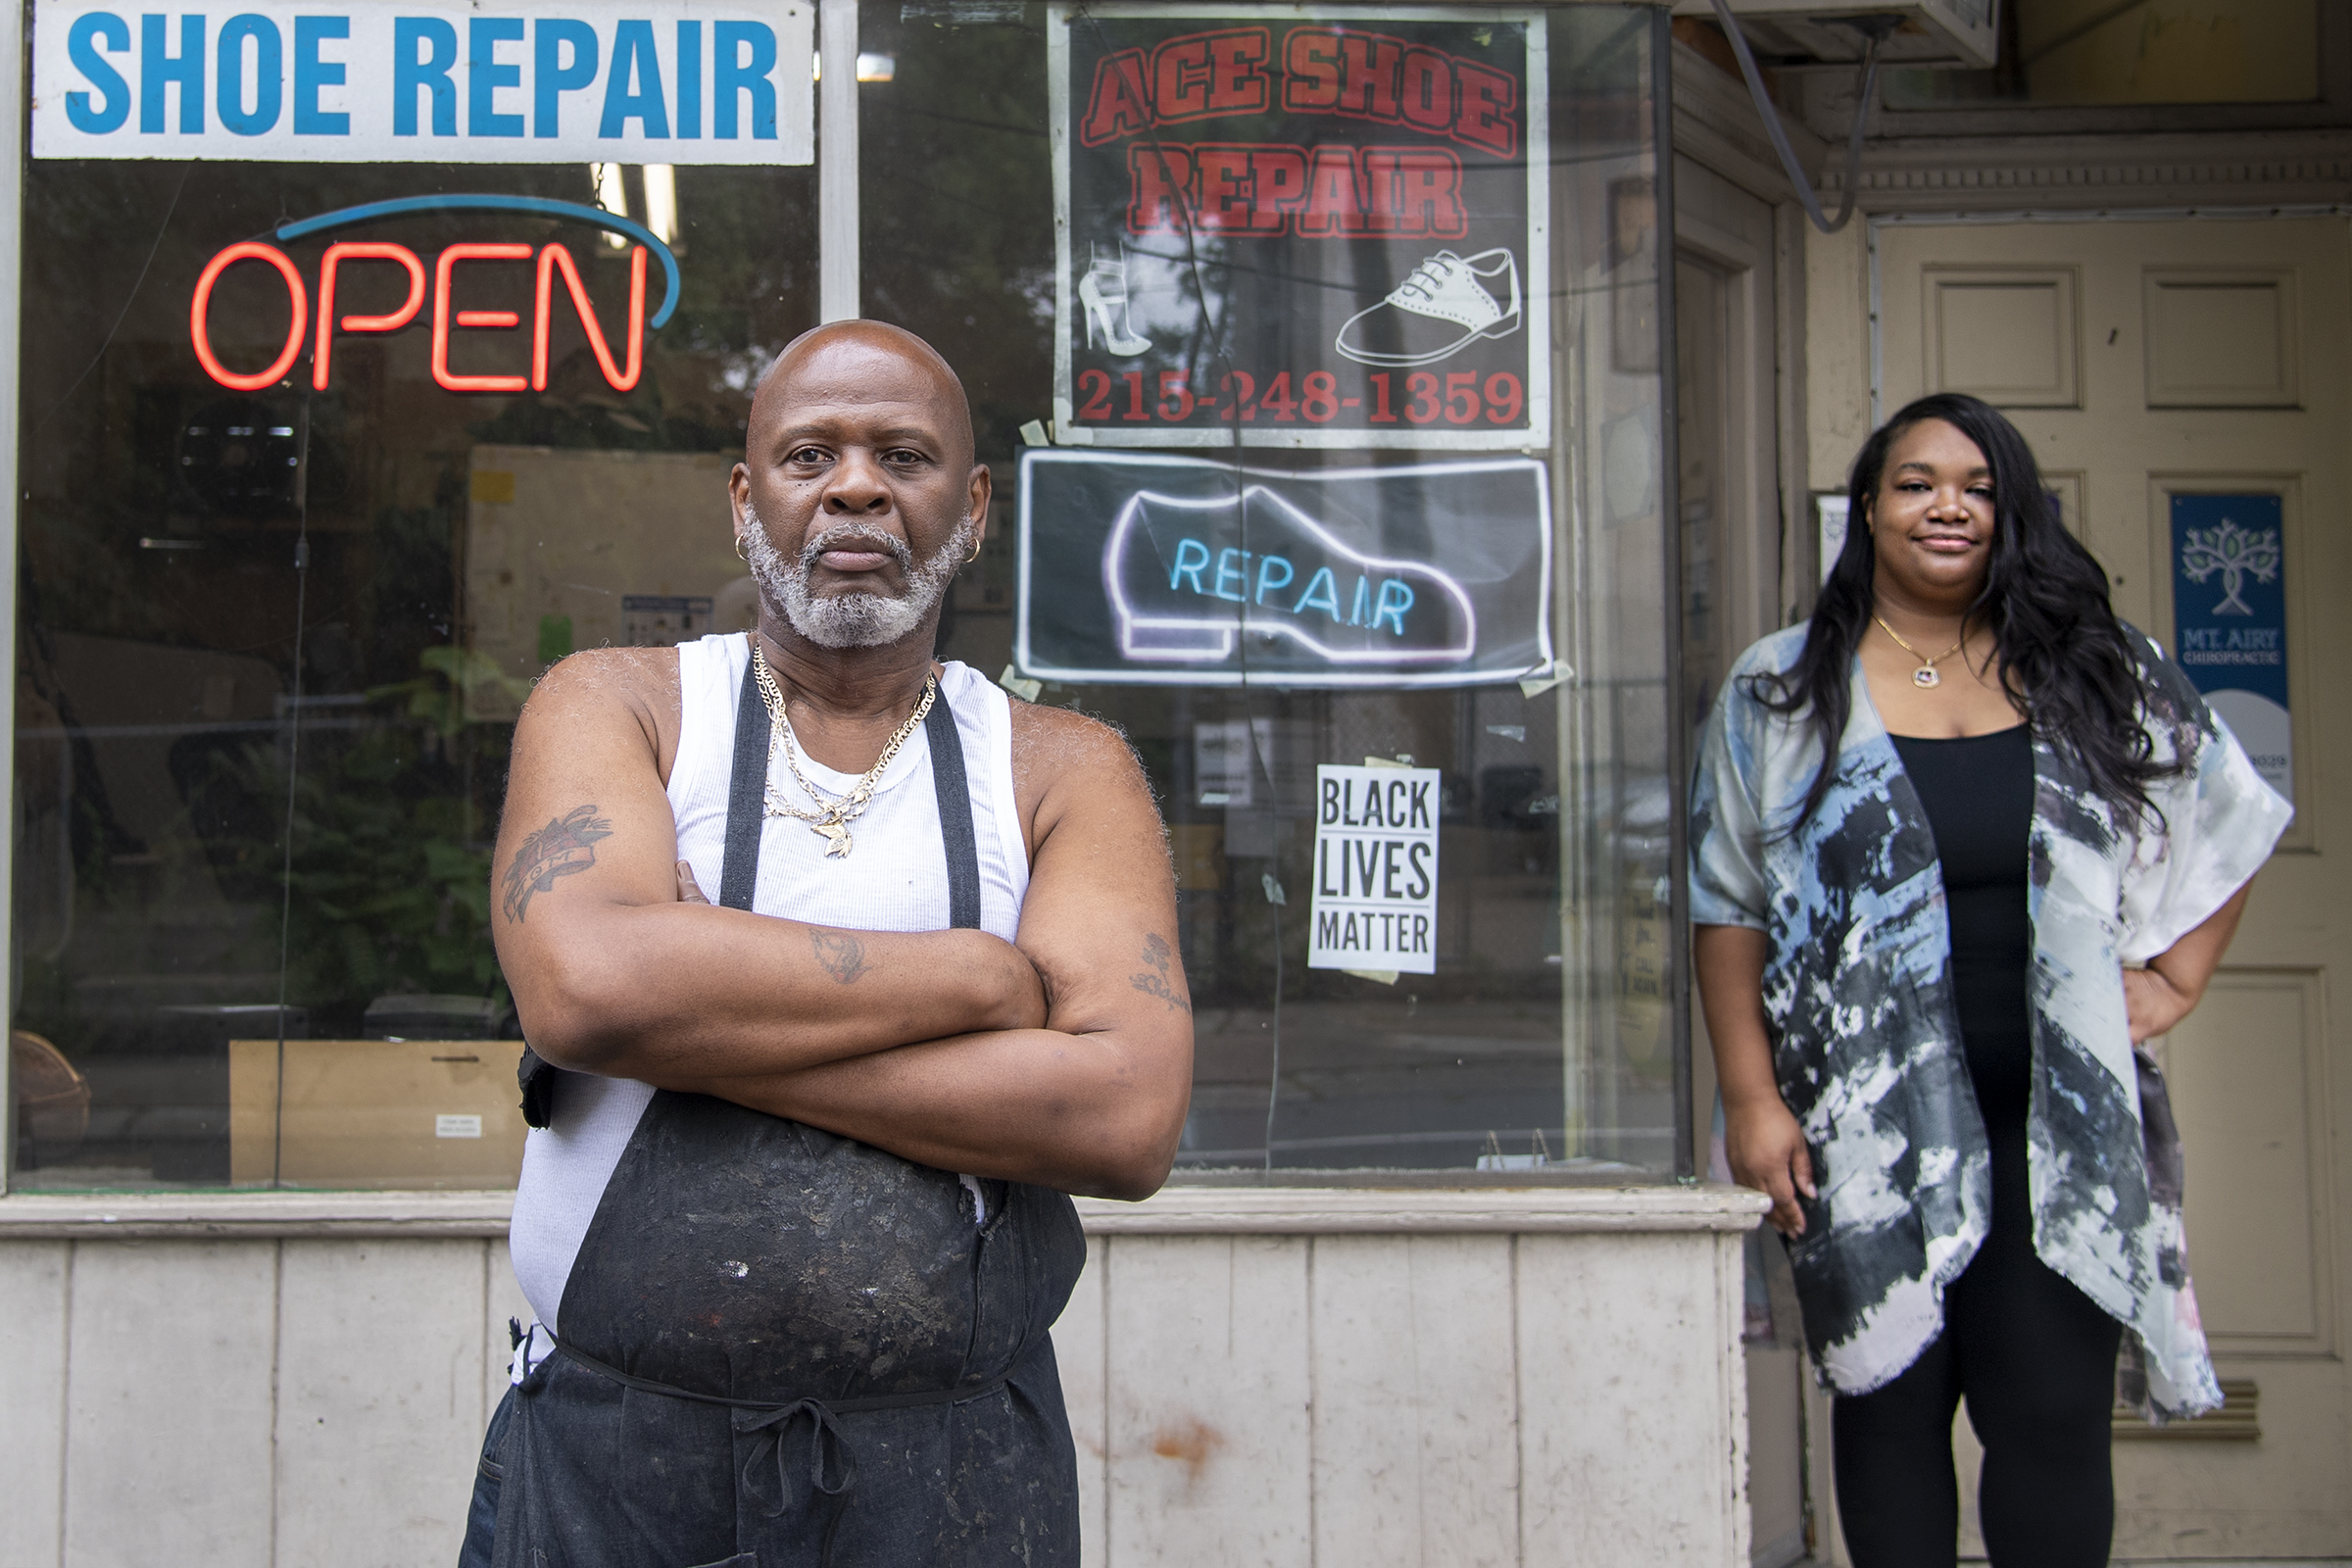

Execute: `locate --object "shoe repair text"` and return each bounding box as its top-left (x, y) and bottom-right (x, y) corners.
top-left (1079, 27), bottom-right (1518, 157)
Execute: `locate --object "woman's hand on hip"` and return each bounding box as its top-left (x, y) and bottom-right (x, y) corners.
top-left (1725, 1095), bottom-right (1816, 1238)
top-left (2123, 965), bottom-right (2197, 1044)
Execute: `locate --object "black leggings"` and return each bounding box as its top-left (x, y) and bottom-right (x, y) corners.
top-left (1831, 1129), bottom-right (2124, 1568)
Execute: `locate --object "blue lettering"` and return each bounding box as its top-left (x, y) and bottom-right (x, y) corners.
top-left (1292, 565), bottom-right (1341, 621)
top-left (467, 17), bottom-right (524, 138)
top-left (1169, 538), bottom-right (1210, 595)
top-left (394, 17), bottom-right (457, 136)
top-left (66, 13), bottom-right (132, 134)
top-left (140, 13), bottom-right (205, 134)
top-left (533, 19), bottom-right (598, 138)
top-left (712, 21), bottom-right (775, 139)
top-left (600, 21), bottom-right (670, 138)
top-left (215, 14), bottom-right (278, 137)
top-left (1253, 553), bottom-right (1294, 604)
top-left (1348, 574), bottom-right (1369, 626)
top-left (1373, 579), bottom-right (1413, 635)
top-left (1212, 548), bottom-right (1248, 602)
top-left (675, 20), bottom-right (702, 138)
top-left (292, 15), bottom-right (347, 135)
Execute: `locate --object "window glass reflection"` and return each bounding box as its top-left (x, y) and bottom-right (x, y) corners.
top-left (12, 159), bottom-right (814, 1188)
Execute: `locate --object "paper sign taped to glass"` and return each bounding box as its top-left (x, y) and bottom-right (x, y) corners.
top-left (1308, 763), bottom-right (1441, 975)
top-left (1048, 5), bottom-right (1549, 449)
top-left (1016, 449), bottom-right (1552, 687)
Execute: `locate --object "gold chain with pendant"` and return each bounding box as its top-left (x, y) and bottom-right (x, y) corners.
top-left (751, 643), bottom-right (937, 858)
top-left (1872, 614), bottom-right (1969, 690)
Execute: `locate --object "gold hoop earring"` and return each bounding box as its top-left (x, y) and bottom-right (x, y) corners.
top-left (964, 539), bottom-right (984, 565)
top-left (734, 535), bottom-right (748, 563)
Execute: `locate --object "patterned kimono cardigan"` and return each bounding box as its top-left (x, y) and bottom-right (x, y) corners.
top-left (1690, 623), bottom-right (2290, 1420)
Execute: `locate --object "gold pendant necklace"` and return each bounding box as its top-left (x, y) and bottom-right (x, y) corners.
top-left (751, 644), bottom-right (937, 858)
top-left (1873, 614), bottom-right (1967, 689)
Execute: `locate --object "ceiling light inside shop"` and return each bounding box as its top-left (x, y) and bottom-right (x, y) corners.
top-left (642, 166), bottom-right (679, 247)
top-left (592, 163), bottom-right (630, 250)
top-left (812, 52), bottom-right (896, 81)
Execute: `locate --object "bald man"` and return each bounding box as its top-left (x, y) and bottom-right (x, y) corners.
top-left (466, 322), bottom-right (1192, 1568)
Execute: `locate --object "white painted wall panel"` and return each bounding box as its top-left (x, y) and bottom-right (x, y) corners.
top-left (62, 1240), bottom-right (277, 1568)
top-left (1105, 1235), bottom-right (1312, 1568)
top-left (1517, 1231), bottom-right (1747, 1568)
top-left (0, 1189), bottom-right (1764, 1568)
top-left (483, 1238), bottom-right (531, 1420)
top-left (276, 1239), bottom-right (491, 1568)
top-left (0, 1240), bottom-right (69, 1568)
top-left (1310, 1234), bottom-right (1521, 1568)
top-left (1054, 1232), bottom-right (1110, 1568)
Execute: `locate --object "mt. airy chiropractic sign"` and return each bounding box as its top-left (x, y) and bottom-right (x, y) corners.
top-left (32, 0), bottom-right (813, 163)
top-left (2172, 492), bottom-right (2293, 803)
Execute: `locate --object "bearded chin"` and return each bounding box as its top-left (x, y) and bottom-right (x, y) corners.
top-left (743, 510), bottom-right (973, 650)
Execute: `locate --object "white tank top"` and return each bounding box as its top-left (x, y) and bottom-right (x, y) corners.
top-left (509, 636), bottom-right (1031, 1333)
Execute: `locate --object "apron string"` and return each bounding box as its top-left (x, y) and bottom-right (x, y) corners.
top-left (551, 1338), bottom-right (1019, 1518)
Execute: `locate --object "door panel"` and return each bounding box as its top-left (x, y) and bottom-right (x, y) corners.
top-left (1674, 153), bottom-right (1805, 1568)
top-left (1876, 216), bottom-right (2352, 1561)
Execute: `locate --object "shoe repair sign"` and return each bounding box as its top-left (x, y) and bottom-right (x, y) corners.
top-left (1015, 449), bottom-right (1552, 687)
top-left (1048, 5), bottom-right (1548, 451)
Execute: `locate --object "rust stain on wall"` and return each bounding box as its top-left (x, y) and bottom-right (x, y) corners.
top-left (1150, 1415), bottom-right (1225, 1490)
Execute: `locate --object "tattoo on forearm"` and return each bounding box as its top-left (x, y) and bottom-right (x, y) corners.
top-left (501, 805), bottom-right (614, 923)
top-left (810, 928), bottom-right (871, 985)
top-left (1129, 932), bottom-right (1191, 1015)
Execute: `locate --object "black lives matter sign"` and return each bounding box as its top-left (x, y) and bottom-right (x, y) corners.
top-left (1049, 7), bottom-right (1547, 451)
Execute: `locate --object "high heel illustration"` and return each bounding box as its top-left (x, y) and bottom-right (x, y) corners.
top-left (1080, 246), bottom-right (1152, 357)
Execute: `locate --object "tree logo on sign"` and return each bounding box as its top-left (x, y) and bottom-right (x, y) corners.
top-left (2180, 518), bottom-right (2280, 616)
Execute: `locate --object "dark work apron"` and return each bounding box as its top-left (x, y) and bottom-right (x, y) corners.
top-left (492, 662), bottom-right (1087, 1568)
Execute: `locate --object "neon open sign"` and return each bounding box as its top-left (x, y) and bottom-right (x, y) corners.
top-left (188, 194), bottom-right (682, 393)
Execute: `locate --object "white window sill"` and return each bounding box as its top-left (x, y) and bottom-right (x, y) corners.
top-left (0, 1184), bottom-right (1766, 1239)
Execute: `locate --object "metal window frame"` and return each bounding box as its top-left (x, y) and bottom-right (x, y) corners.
top-left (0, 0), bottom-right (22, 1195)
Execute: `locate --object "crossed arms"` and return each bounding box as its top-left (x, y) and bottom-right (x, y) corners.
top-left (490, 651), bottom-right (1195, 1200)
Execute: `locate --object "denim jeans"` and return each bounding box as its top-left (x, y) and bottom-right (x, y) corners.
top-left (457, 1387), bottom-right (517, 1568)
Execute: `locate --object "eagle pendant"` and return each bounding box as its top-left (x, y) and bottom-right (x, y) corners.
top-left (812, 821), bottom-right (854, 858)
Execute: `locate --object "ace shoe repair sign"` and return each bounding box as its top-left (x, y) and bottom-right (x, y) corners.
top-left (1049, 5), bottom-right (1548, 450)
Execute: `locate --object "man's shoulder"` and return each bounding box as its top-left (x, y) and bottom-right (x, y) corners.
top-left (514, 647), bottom-right (681, 762)
top-left (1004, 696), bottom-right (1152, 817)
top-left (523, 646), bottom-right (679, 714)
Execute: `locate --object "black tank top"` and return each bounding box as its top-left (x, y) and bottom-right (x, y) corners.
top-left (1888, 725), bottom-right (2034, 1135)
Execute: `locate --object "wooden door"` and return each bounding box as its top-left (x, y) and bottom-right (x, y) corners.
top-left (1877, 215), bottom-right (2351, 1560)
top-left (1675, 153), bottom-right (1808, 1568)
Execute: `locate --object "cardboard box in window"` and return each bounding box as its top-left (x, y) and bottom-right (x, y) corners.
top-left (228, 1040), bottom-right (528, 1189)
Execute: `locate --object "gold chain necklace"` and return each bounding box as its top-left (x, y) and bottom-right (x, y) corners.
top-left (751, 644), bottom-right (937, 858)
top-left (1872, 614), bottom-right (1968, 690)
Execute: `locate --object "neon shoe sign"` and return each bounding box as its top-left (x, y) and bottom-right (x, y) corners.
top-left (1102, 484), bottom-right (1477, 664)
top-left (187, 193), bottom-right (681, 393)
top-left (1018, 450), bottom-right (1552, 688)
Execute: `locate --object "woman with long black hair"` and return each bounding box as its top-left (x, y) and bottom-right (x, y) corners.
top-left (1690, 393), bottom-right (2289, 1567)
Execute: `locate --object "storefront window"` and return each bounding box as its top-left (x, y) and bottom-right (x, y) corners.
top-left (10, 1), bottom-right (1678, 1190)
top-left (873, 3), bottom-right (1680, 1176)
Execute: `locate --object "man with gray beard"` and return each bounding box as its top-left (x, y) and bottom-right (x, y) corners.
top-left (463, 320), bottom-right (1193, 1568)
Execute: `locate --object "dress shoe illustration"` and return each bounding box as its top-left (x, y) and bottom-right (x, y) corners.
top-left (1336, 247), bottom-right (1522, 368)
top-left (1079, 245), bottom-right (1152, 357)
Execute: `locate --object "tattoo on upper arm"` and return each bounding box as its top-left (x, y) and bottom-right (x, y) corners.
top-left (1129, 932), bottom-right (1191, 1015)
top-left (501, 805), bottom-right (614, 923)
top-left (810, 928), bottom-right (871, 984)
